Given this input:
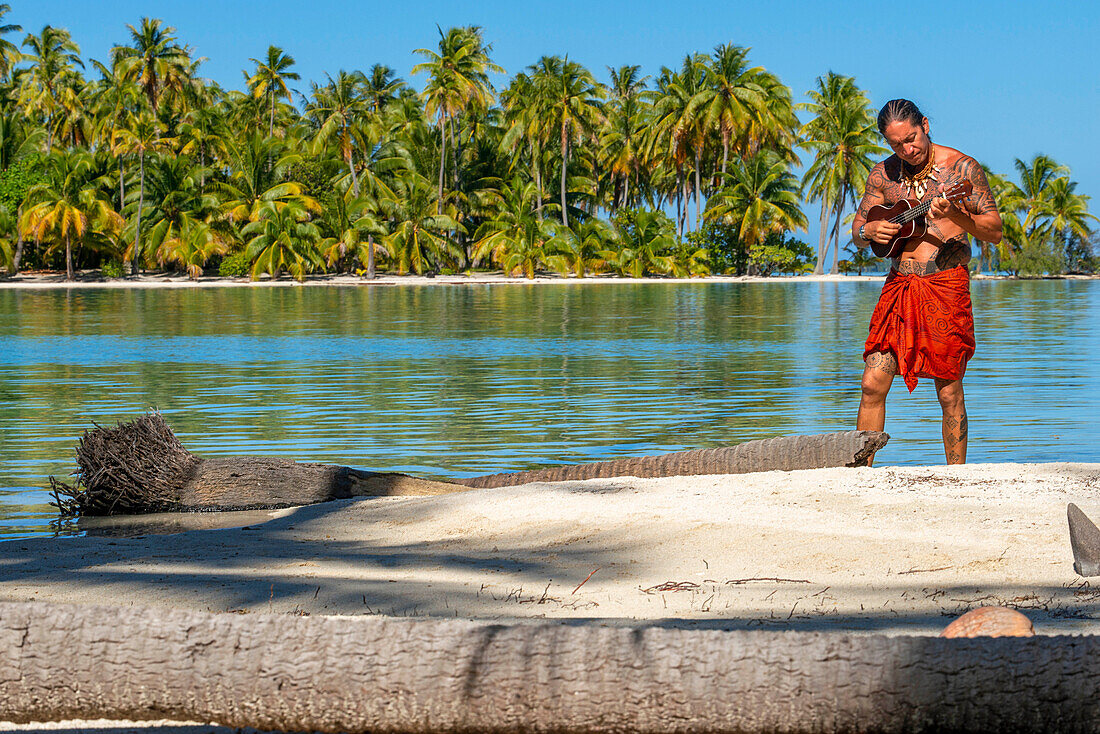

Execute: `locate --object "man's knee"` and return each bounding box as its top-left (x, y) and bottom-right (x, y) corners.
top-left (937, 381), bottom-right (965, 411)
top-left (861, 370), bottom-right (891, 402)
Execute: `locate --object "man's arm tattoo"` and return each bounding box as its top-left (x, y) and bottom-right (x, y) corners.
top-left (955, 156), bottom-right (998, 215)
top-left (856, 163), bottom-right (889, 221)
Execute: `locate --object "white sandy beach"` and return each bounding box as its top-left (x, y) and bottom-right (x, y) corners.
top-left (0, 270), bottom-right (889, 289)
top-left (2, 463), bottom-right (1098, 638)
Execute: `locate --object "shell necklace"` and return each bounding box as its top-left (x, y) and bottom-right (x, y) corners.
top-left (901, 146), bottom-right (939, 200)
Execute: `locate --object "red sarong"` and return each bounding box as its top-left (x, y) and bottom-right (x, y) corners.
top-left (863, 266), bottom-right (975, 392)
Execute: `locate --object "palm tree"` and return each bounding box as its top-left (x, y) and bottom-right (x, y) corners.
top-left (0, 107), bottom-right (44, 171)
top-left (307, 71), bottom-right (369, 196)
top-left (693, 44), bottom-right (765, 176)
top-left (19, 25), bottom-right (83, 151)
top-left (842, 240), bottom-right (880, 275)
top-left (0, 4), bottom-right (22, 80)
top-left (382, 169), bottom-right (462, 275)
top-left (1012, 154), bottom-right (1069, 234)
top-left (245, 45), bottom-right (299, 137)
top-left (112, 110), bottom-right (172, 273)
top-left (112, 18), bottom-right (191, 110)
top-left (178, 105), bottom-right (228, 191)
top-left (472, 180), bottom-right (555, 278)
top-left (1035, 176), bottom-right (1097, 260)
top-left (500, 72), bottom-right (548, 219)
top-left (412, 26), bottom-right (503, 212)
top-left (160, 219), bottom-right (228, 278)
top-left (139, 154), bottom-right (215, 266)
top-left (649, 56), bottom-right (706, 236)
top-left (797, 73), bottom-right (884, 274)
top-left (216, 133), bottom-right (314, 223)
top-left (705, 150), bottom-right (807, 252)
top-left (529, 55), bottom-right (604, 227)
top-left (0, 204), bottom-right (14, 271)
top-left (319, 192), bottom-right (389, 277)
top-left (89, 57), bottom-right (141, 208)
top-left (605, 209), bottom-right (675, 277)
top-left (363, 63), bottom-right (404, 114)
top-left (600, 65), bottom-right (650, 211)
top-left (22, 150), bottom-right (123, 280)
top-left (546, 218), bottom-right (612, 277)
top-left (242, 200), bottom-right (323, 281)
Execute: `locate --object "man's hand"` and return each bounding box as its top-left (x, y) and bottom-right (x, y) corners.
top-left (929, 196), bottom-right (958, 220)
top-left (864, 219), bottom-right (901, 245)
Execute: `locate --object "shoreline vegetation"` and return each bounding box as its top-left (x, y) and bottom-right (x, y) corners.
top-left (2, 269), bottom-right (1098, 290)
top-left (0, 11), bottom-right (1095, 285)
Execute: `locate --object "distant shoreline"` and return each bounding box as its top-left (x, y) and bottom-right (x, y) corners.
top-left (2, 270), bottom-right (1096, 290)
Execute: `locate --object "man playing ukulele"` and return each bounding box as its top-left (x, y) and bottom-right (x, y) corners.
top-left (851, 99), bottom-right (1002, 464)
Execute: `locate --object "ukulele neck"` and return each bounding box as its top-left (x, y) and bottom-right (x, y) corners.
top-left (896, 199), bottom-right (933, 224)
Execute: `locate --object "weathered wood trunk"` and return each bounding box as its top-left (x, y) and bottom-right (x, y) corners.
top-left (456, 430), bottom-right (887, 489)
top-left (180, 457), bottom-right (465, 510)
top-left (51, 413), bottom-right (888, 516)
top-left (2, 601), bottom-right (1096, 733)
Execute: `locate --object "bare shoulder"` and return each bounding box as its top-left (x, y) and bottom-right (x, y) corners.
top-left (939, 149), bottom-right (998, 215)
top-left (935, 144), bottom-right (964, 166)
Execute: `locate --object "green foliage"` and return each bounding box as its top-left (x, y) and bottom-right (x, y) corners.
top-left (750, 234), bottom-right (813, 276)
top-left (0, 13), bottom-right (1093, 281)
top-left (0, 157), bottom-right (46, 212)
top-left (1006, 233), bottom-right (1066, 277)
top-left (839, 240), bottom-right (882, 276)
top-left (688, 221), bottom-right (746, 275)
top-left (100, 259), bottom-right (124, 278)
top-left (1064, 231), bottom-right (1098, 274)
top-left (218, 250), bottom-right (250, 277)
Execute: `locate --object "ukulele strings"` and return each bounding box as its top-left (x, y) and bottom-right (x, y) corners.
top-left (887, 190), bottom-right (962, 225)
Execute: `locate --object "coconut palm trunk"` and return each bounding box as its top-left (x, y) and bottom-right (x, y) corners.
top-left (677, 172), bottom-right (686, 235)
top-left (65, 231), bottom-right (73, 281)
top-left (12, 205), bottom-right (24, 273)
top-left (532, 141), bottom-right (543, 221)
top-left (814, 200), bottom-right (829, 275)
top-left (675, 169), bottom-right (684, 239)
top-left (694, 150), bottom-right (703, 231)
top-left (437, 118), bottom-right (447, 214)
top-left (366, 235), bottom-right (375, 279)
top-left (560, 127), bottom-right (569, 227)
top-left (827, 184), bottom-right (849, 275)
top-left (132, 150), bottom-right (145, 276)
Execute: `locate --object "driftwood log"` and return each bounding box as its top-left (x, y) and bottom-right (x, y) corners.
top-left (50, 413), bottom-right (888, 516)
top-left (1, 600), bottom-right (1094, 733)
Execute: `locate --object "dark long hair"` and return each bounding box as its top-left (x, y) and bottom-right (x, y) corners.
top-left (877, 99), bottom-right (924, 136)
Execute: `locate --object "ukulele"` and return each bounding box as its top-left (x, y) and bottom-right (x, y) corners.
top-left (866, 179), bottom-right (973, 258)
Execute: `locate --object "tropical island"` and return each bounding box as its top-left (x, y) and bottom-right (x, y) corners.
top-left (0, 9), bottom-right (1095, 284)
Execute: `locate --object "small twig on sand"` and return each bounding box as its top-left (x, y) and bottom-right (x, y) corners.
top-left (727, 577), bottom-right (811, 585)
top-left (538, 581), bottom-right (552, 604)
top-left (898, 566), bottom-right (953, 575)
top-left (572, 567), bottom-right (600, 595)
top-left (642, 581), bottom-right (700, 594)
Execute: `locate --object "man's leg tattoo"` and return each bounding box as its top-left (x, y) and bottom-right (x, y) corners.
top-left (866, 351), bottom-right (898, 375)
top-left (943, 411), bottom-right (968, 464)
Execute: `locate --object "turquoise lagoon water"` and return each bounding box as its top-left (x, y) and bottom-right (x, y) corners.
top-left (1, 279), bottom-right (1097, 540)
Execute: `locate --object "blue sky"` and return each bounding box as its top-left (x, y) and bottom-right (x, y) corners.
top-left (8, 0), bottom-right (1098, 245)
